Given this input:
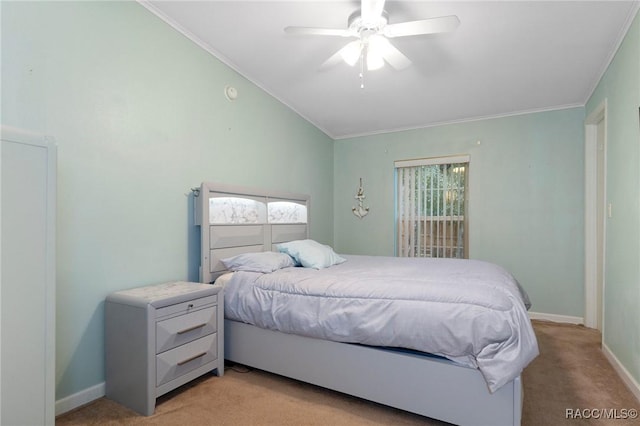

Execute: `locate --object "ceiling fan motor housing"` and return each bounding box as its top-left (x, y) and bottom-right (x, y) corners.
top-left (348, 10), bottom-right (389, 36)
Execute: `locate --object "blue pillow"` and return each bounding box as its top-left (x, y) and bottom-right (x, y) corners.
top-left (276, 239), bottom-right (346, 270)
top-left (221, 251), bottom-right (295, 273)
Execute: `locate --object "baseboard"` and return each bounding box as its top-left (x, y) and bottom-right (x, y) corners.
top-left (528, 311), bottom-right (584, 325)
top-left (55, 382), bottom-right (105, 416)
top-left (602, 343), bottom-right (640, 403)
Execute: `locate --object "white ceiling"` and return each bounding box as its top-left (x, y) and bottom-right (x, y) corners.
top-left (142, 1), bottom-right (639, 139)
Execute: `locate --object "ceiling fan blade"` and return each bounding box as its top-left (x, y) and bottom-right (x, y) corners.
top-left (383, 15), bottom-right (460, 38)
top-left (381, 44), bottom-right (411, 70)
top-left (320, 50), bottom-right (345, 70)
top-left (320, 41), bottom-right (363, 70)
top-left (369, 35), bottom-right (411, 70)
top-left (284, 26), bottom-right (353, 37)
top-left (361, 0), bottom-right (386, 23)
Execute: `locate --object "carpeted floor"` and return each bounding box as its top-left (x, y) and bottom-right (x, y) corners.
top-left (57, 320), bottom-right (640, 425)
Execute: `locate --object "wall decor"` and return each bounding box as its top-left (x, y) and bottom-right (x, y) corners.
top-left (352, 178), bottom-right (370, 219)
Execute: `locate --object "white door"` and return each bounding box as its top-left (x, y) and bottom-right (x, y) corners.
top-left (1, 128), bottom-right (56, 426)
top-left (584, 101), bottom-right (607, 332)
top-left (595, 117), bottom-right (606, 332)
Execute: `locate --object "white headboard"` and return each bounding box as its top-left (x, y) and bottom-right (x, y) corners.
top-left (195, 182), bottom-right (310, 283)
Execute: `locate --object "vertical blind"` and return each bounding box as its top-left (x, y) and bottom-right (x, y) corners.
top-left (395, 155), bottom-right (469, 259)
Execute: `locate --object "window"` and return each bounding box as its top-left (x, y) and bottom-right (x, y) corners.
top-left (395, 155), bottom-right (469, 259)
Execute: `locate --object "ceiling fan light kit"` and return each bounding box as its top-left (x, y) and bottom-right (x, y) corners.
top-left (284, 0), bottom-right (460, 87)
top-left (340, 41), bottom-right (362, 66)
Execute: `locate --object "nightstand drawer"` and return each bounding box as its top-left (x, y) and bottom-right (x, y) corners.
top-left (156, 306), bottom-right (217, 353)
top-left (155, 295), bottom-right (217, 319)
top-left (156, 333), bottom-right (218, 386)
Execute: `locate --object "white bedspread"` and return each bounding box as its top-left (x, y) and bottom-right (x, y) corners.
top-left (222, 254), bottom-right (539, 392)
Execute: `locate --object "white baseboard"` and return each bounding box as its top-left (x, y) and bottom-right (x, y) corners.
top-left (528, 311), bottom-right (584, 325)
top-left (602, 343), bottom-right (640, 403)
top-left (55, 382), bottom-right (105, 416)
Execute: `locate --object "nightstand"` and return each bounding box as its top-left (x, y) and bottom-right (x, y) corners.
top-left (105, 281), bottom-right (223, 415)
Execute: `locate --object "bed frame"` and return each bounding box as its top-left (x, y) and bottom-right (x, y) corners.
top-left (195, 182), bottom-right (523, 426)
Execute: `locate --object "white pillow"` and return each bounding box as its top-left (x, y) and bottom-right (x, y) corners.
top-left (221, 251), bottom-right (295, 273)
top-left (276, 239), bottom-right (346, 270)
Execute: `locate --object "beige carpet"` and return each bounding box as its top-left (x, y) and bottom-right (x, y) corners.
top-left (57, 321), bottom-right (640, 425)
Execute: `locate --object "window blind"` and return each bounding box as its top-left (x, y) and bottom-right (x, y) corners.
top-left (395, 155), bottom-right (469, 259)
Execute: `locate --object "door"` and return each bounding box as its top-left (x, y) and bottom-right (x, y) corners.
top-left (584, 101), bottom-right (606, 332)
top-left (1, 127), bottom-right (56, 425)
top-left (595, 117), bottom-right (606, 332)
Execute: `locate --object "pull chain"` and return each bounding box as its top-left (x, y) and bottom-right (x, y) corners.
top-left (359, 50), bottom-right (365, 89)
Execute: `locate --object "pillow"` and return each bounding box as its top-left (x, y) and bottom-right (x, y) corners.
top-left (213, 272), bottom-right (234, 287)
top-left (221, 251), bottom-right (295, 273)
top-left (276, 239), bottom-right (346, 270)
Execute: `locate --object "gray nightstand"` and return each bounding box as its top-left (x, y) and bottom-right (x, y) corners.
top-left (105, 281), bottom-right (223, 415)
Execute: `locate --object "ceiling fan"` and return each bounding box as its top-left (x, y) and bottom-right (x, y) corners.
top-left (284, 0), bottom-right (460, 75)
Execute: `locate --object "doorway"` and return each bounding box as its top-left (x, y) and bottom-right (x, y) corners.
top-left (584, 100), bottom-right (607, 333)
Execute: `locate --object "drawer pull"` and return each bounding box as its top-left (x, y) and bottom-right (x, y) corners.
top-left (177, 351), bottom-right (207, 366)
top-left (177, 323), bottom-right (207, 335)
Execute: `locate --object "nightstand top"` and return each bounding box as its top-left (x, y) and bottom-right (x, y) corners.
top-left (107, 281), bottom-right (221, 308)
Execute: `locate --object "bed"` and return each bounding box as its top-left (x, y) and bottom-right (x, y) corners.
top-left (194, 182), bottom-right (538, 426)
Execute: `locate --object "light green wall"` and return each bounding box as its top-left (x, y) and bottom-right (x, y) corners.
top-left (1, 1), bottom-right (333, 400)
top-left (586, 9), bottom-right (640, 387)
top-left (3, 0), bottom-right (637, 406)
top-left (334, 108), bottom-right (586, 318)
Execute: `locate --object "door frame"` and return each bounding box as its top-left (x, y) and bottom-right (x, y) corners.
top-left (584, 99), bottom-right (607, 330)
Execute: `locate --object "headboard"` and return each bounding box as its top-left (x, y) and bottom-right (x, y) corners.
top-left (195, 182), bottom-right (310, 283)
